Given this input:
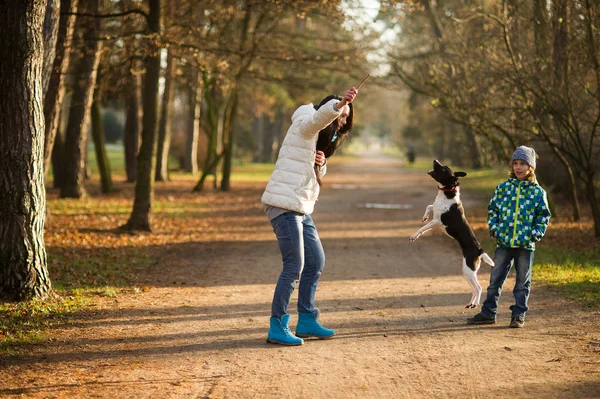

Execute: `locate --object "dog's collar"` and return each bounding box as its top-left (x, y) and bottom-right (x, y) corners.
top-left (438, 186), bottom-right (458, 193)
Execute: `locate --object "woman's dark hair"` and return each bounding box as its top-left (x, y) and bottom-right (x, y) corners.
top-left (313, 94), bottom-right (354, 185)
top-left (314, 95), bottom-right (354, 158)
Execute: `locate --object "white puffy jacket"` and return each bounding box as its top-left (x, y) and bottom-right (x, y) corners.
top-left (261, 99), bottom-right (342, 215)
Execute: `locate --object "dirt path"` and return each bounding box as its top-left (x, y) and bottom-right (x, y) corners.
top-left (2, 152), bottom-right (599, 398)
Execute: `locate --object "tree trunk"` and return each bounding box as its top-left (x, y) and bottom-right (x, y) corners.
top-left (552, 0), bottom-right (569, 88)
top-left (220, 1), bottom-right (251, 192)
top-left (582, 0), bottom-right (600, 236)
top-left (585, 175), bottom-right (600, 237)
top-left (464, 124), bottom-right (482, 169)
top-left (91, 89), bottom-right (113, 193)
top-left (257, 115), bottom-right (274, 163)
top-left (122, 0), bottom-right (161, 232)
top-left (274, 109), bottom-right (288, 157)
top-left (195, 75), bottom-right (221, 192)
top-left (533, 0), bottom-right (550, 74)
top-left (43, 0), bottom-right (78, 175)
top-left (0, 0), bottom-right (51, 300)
top-left (60, 0), bottom-right (103, 198)
top-left (262, 115), bottom-right (274, 163)
top-left (184, 70), bottom-right (201, 175)
top-left (124, 70), bottom-right (142, 183)
top-left (42, 0), bottom-right (60, 97)
top-left (550, 0), bottom-right (580, 220)
top-left (251, 115), bottom-right (261, 162)
top-left (448, 124), bottom-right (461, 166)
top-left (155, 50), bottom-right (176, 182)
top-left (52, 125), bottom-right (66, 188)
top-left (84, 135), bottom-right (92, 180)
top-left (220, 88), bottom-right (239, 192)
top-left (270, 108), bottom-right (284, 162)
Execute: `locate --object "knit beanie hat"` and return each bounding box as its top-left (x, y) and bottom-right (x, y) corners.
top-left (512, 145), bottom-right (536, 169)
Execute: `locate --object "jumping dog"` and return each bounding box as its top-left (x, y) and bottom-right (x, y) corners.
top-left (409, 159), bottom-right (494, 308)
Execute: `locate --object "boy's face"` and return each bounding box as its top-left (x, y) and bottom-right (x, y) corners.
top-left (512, 160), bottom-right (531, 181)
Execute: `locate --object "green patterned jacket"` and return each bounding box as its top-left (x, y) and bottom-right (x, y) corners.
top-left (488, 178), bottom-right (551, 251)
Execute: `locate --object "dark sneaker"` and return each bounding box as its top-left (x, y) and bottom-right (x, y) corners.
top-left (467, 313), bottom-right (496, 325)
top-left (510, 316), bottom-right (525, 328)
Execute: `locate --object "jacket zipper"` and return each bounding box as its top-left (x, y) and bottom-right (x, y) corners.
top-left (510, 181), bottom-right (522, 246)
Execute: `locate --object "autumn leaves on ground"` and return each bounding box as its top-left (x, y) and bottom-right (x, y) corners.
top-left (1, 153), bottom-right (599, 398)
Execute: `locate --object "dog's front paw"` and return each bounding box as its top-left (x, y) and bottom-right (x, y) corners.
top-left (409, 234), bottom-right (418, 241)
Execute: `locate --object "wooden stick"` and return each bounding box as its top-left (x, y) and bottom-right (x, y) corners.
top-left (356, 73), bottom-right (371, 90)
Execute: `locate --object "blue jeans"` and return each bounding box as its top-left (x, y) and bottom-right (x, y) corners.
top-left (270, 212), bottom-right (325, 319)
top-left (481, 247), bottom-right (534, 319)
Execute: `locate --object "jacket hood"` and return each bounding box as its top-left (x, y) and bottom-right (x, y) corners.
top-left (291, 104), bottom-right (315, 122)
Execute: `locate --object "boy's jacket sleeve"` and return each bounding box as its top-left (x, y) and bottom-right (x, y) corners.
top-left (487, 185), bottom-right (501, 237)
top-left (531, 189), bottom-right (552, 242)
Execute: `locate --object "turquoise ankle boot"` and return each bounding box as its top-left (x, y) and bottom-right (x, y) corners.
top-left (295, 311), bottom-right (335, 339)
top-left (267, 314), bottom-right (304, 346)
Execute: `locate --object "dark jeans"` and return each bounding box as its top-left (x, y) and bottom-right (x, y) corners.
top-left (481, 247), bottom-right (534, 319)
top-left (270, 212), bottom-right (325, 319)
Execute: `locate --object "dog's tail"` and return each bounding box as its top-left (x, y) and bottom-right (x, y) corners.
top-left (481, 251), bottom-right (495, 267)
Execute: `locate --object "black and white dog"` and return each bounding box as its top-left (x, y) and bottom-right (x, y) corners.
top-left (409, 160), bottom-right (494, 308)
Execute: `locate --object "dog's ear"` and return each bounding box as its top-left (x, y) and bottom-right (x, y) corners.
top-left (455, 171), bottom-right (467, 177)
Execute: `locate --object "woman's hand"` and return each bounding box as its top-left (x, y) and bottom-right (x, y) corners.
top-left (315, 151), bottom-right (326, 167)
top-left (337, 87), bottom-right (358, 109)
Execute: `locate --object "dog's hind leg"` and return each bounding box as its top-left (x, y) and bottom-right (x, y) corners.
top-left (462, 259), bottom-right (482, 308)
top-left (409, 219), bottom-right (442, 241)
top-left (422, 205), bottom-right (433, 222)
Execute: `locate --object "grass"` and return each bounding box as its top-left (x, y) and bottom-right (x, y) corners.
top-left (534, 247), bottom-right (600, 307)
top-left (48, 251), bottom-right (154, 290)
top-left (231, 162), bottom-right (274, 182)
top-left (0, 294), bottom-right (93, 353)
top-left (48, 145), bottom-right (179, 178)
top-left (88, 144), bottom-right (127, 172)
top-left (0, 249), bottom-right (154, 351)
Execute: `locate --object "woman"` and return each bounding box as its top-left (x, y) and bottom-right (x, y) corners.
top-left (261, 87), bottom-right (357, 345)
